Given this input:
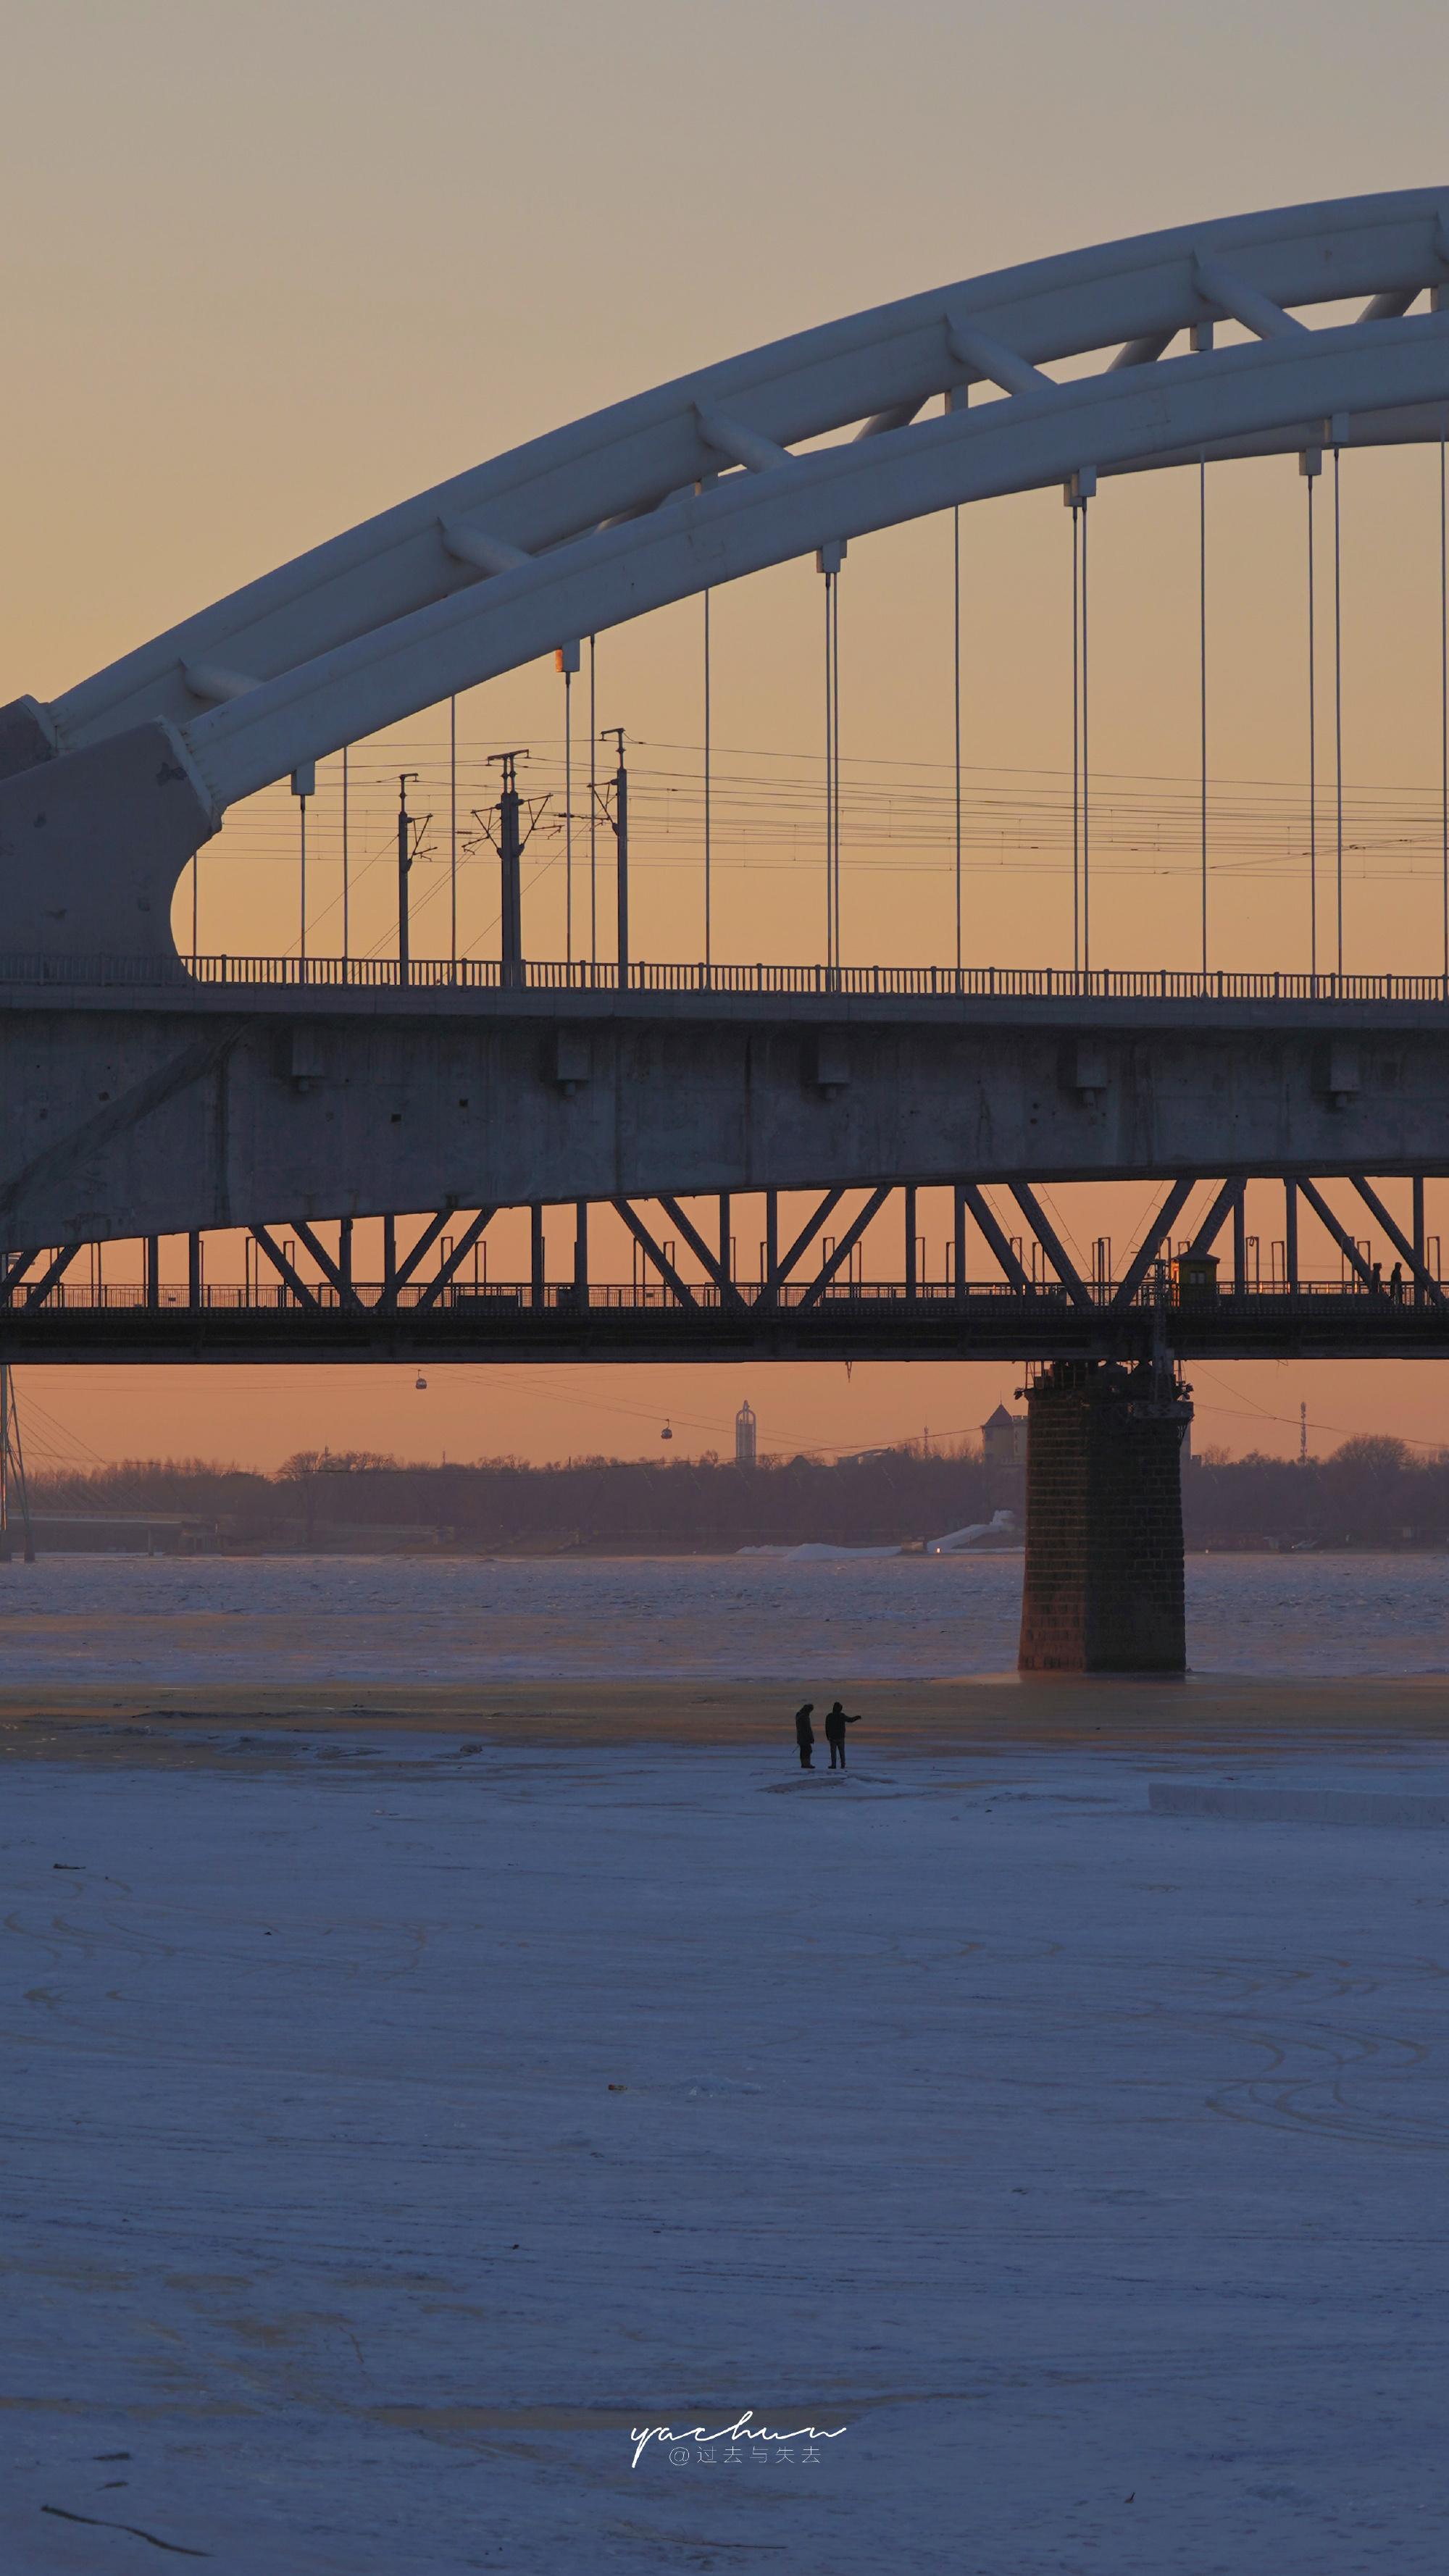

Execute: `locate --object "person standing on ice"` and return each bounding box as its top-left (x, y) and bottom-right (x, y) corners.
top-left (823, 1702), bottom-right (861, 1769)
top-left (793, 1704), bottom-right (816, 1770)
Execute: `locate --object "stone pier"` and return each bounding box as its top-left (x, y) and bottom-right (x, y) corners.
top-left (1017, 1360), bottom-right (1193, 1673)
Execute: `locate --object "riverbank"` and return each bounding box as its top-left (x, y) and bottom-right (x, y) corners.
top-left (4, 1671), bottom-right (1449, 1765)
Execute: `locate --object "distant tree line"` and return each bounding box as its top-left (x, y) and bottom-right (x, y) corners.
top-left (22, 1433), bottom-right (1449, 1551)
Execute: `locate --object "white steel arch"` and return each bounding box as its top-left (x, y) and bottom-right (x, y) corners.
top-left (1, 187), bottom-right (1449, 960)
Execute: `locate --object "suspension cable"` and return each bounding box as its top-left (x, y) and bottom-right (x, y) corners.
top-left (1070, 500), bottom-right (1080, 975)
top-left (449, 693), bottom-right (458, 968)
top-left (703, 588), bottom-right (712, 969)
top-left (953, 504), bottom-right (962, 975)
top-left (341, 744), bottom-right (350, 966)
top-left (1198, 456), bottom-right (1208, 977)
top-left (832, 566), bottom-right (843, 966)
top-left (1304, 449), bottom-right (1319, 979)
top-left (588, 635), bottom-right (598, 966)
top-left (823, 569), bottom-right (832, 965)
top-left (564, 666), bottom-right (573, 968)
top-left (1333, 442), bottom-right (1345, 976)
top-left (1440, 429), bottom-right (1448, 982)
top-left (1080, 493), bottom-right (1091, 977)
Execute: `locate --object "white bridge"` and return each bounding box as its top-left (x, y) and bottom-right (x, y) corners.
top-left (2, 186), bottom-right (1448, 961)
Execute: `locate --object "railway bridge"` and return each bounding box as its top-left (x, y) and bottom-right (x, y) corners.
top-left (5, 187), bottom-right (1449, 1666)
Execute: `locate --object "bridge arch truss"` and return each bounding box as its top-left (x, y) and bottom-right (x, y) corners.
top-left (4, 185), bottom-right (1449, 956)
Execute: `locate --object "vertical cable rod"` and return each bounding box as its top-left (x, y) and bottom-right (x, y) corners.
top-left (952, 504), bottom-right (962, 974)
top-left (703, 589), bottom-right (712, 969)
top-left (832, 569), bottom-right (843, 968)
top-left (823, 569), bottom-right (835, 970)
top-left (1440, 430), bottom-right (1448, 982)
top-left (564, 666), bottom-right (573, 968)
top-left (1333, 443), bottom-right (1345, 976)
top-left (1070, 502), bottom-right (1080, 975)
top-left (448, 695), bottom-right (458, 969)
top-left (1080, 495), bottom-right (1091, 978)
top-left (1306, 459), bottom-right (1318, 979)
top-left (298, 794), bottom-right (307, 966)
top-left (341, 745), bottom-right (350, 965)
top-left (588, 635), bottom-right (598, 967)
top-left (1198, 456), bottom-right (1208, 977)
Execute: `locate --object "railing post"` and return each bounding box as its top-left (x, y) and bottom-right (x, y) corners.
top-left (188, 1231), bottom-right (202, 1312)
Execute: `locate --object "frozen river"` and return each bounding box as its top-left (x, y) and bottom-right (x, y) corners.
top-left (0, 1546), bottom-right (1445, 1683)
top-left (3, 1727), bottom-right (1448, 2572)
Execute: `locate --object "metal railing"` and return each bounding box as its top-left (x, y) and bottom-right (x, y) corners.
top-left (4, 1276), bottom-right (1440, 1316)
top-left (2, 953), bottom-right (1449, 1005)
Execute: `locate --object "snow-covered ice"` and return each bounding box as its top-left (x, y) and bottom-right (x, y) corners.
top-left (4, 1728), bottom-right (1448, 2571)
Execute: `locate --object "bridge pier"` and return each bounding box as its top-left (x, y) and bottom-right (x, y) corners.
top-left (1017, 1360), bottom-right (1193, 1674)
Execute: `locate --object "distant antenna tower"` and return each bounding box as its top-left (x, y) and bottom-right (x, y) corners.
top-left (1299, 1400), bottom-right (1308, 1466)
top-left (0, 1364), bottom-right (36, 1563)
top-left (735, 1398), bottom-right (758, 1468)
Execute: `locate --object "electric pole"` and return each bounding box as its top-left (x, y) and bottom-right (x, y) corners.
top-left (474, 752), bottom-right (548, 987)
top-left (489, 750), bottom-right (527, 983)
top-left (599, 727), bottom-right (630, 984)
top-left (396, 772), bottom-right (425, 987)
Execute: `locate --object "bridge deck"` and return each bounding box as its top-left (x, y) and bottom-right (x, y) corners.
top-left (1, 1281), bottom-right (1443, 1363)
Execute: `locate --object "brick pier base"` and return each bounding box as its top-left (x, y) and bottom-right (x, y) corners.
top-left (1017, 1361), bottom-right (1193, 1673)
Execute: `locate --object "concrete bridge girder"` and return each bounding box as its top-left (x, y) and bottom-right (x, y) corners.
top-left (3, 992), bottom-right (1448, 1245)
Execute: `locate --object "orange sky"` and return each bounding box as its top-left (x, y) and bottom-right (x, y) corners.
top-left (5, 3), bottom-right (1449, 1474)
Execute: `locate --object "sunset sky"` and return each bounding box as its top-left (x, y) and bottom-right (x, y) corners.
top-left (4, 1), bottom-right (1448, 1475)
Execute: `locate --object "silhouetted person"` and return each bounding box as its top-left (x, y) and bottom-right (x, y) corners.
top-left (1390, 1260), bottom-right (1404, 1304)
top-left (793, 1703), bottom-right (815, 1770)
top-left (824, 1701), bottom-right (861, 1768)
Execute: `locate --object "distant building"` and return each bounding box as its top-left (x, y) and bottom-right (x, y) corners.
top-left (982, 1403), bottom-right (1028, 1468)
top-left (735, 1399), bottom-right (758, 1468)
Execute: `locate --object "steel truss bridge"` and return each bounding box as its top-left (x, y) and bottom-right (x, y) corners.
top-left (3, 1172), bottom-right (1447, 1366)
top-left (3, 189), bottom-right (1449, 1364)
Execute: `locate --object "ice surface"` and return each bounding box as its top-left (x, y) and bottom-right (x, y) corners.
top-left (4, 1736), bottom-right (1449, 2571)
top-left (1151, 1781), bottom-right (1449, 1826)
